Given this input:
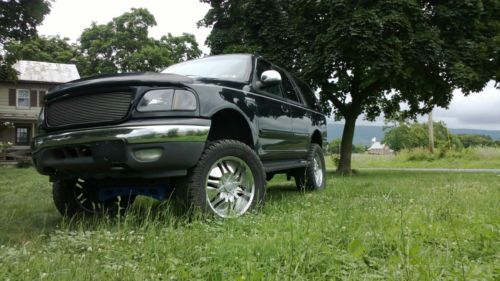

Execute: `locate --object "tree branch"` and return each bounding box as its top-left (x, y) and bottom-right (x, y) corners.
top-left (323, 91), bottom-right (346, 115)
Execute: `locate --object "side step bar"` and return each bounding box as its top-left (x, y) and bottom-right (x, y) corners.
top-left (263, 160), bottom-right (309, 173)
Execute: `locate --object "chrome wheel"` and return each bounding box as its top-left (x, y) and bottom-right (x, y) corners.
top-left (73, 179), bottom-right (104, 213)
top-left (313, 154), bottom-right (324, 187)
top-left (205, 156), bottom-right (255, 218)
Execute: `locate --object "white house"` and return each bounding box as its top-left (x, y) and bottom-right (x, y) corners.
top-left (367, 137), bottom-right (393, 155)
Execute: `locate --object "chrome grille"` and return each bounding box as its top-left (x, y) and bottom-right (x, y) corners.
top-left (46, 92), bottom-right (133, 128)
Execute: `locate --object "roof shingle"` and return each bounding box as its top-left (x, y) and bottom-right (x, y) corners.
top-left (13, 60), bottom-right (80, 83)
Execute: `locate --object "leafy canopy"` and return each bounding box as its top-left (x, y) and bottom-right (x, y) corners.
top-left (0, 0), bottom-right (52, 80)
top-left (4, 35), bottom-right (78, 64)
top-left (1, 7), bottom-right (203, 78)
top-left (201, 0), bottom-right (498, 118)
top-left (0, 0), bottom-right (51, 46)
top-left (383, 122), bottom-right (463, 152)
top-left (78, 8), bottom-right (202, 76)
top-left (200, 0), bottom-right (499, 172)
top-left (457, 134), bottom-right (499, 148)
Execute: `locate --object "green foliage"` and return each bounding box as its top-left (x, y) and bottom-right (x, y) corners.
top-left (1, 7), bottom-right (202, 79)
top-left (457, 134), bottom-right (498, 148)
top-left (78, 8), bottom-right (202, 76)
top-left (0, 0), bottom-right (52, 81)
top-left (200, 0), bottom-right (500, 173)
top-left (383, 121), bottom-right (463, 152)
top-left (0, 168), bottom-right (498, 279)
top-left (4, 35), bottom-right (79, 64)
top-left (329, 138), bottom-right (365, 154)
top-left (0, 0), bottom-right (51, 45)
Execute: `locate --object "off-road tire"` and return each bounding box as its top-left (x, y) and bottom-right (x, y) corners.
top-left (295, 144), bottom-right (326, 191)
top-left (174, 140), bottom-right (266, 218)
top-left (53, 179), bottom-right (135, 217)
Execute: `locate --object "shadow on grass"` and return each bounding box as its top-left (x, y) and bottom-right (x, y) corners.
top-left (264, 169), bottom-right (341, 203)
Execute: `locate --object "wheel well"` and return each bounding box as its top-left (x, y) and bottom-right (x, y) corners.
top-left (311, 130), bottom-right (323, 147)
top-left (207, 109), bottom-right (254, 148)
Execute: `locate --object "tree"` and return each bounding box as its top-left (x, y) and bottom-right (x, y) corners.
top-left (4, 35), bottom-right (79, 64)
top-left (78, 8), bottom-right (202, 76)
top-left (457, 134), bottom-right (496, 148)
top-left (0, 0), bottom-right (52, 81)
top-left (200, 0), bottom-right (500, 174)
top-left (383, 122), bottom-right (463, 152)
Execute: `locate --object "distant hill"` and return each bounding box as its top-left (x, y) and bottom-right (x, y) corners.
top-left (328, 124), bottom-right (386, 146)
top-left (327, 124), bottom-right (500, 145)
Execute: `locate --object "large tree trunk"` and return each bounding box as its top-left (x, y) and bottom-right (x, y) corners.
top-left (337, 114), bottom-right (358, 175)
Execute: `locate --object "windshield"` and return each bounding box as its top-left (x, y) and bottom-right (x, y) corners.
top-left (162, 54), bottom-right (252, 82)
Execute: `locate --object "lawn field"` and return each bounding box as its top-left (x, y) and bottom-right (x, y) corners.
top-left (349, 147), bottom-right (500, 169)
top-left (0, 166), bottom-right (499, 280)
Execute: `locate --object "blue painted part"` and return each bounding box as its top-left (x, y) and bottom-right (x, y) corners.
top-left (98, 185), bottom-right (169, 201)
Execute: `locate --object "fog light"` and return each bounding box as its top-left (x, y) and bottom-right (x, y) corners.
top-left (134, 148), bottom-right (163, 162)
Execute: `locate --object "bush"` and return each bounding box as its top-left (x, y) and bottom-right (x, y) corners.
top-left (397, 146), bottom-right (500, 162)
top-left (330, 154), bottom-right (340, 168)
top-left (400, 148), bottom-right (436, 161)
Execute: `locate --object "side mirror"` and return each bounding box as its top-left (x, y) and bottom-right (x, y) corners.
top-left (260, 70), bottom-right (281, 85)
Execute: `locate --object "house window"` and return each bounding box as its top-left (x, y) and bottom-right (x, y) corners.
top-left (15, 126), bottom-right (30, 145)
top-left (17, 89), bottom-right (30, 108)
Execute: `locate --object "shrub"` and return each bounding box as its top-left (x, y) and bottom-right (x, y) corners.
top-left (330, 154), bottom-right (340, 168)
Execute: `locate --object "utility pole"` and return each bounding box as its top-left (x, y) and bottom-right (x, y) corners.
top-left (428, 111), bottom-right (434, 153)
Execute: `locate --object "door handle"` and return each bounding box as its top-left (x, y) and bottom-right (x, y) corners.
top-left (281, 104), bottom-right (289, 113)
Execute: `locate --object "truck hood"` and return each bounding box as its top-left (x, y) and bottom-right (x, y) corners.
top-left (46, 72), bottom-right (194, 99)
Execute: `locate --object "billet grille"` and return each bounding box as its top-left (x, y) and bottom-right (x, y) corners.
top-left (47, 92), bottom-right (133, 127)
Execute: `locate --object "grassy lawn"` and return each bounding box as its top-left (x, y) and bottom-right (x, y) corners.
top-left (349, 147), bottom-right (500, 169)
top-left (0, 166), bottom-right (499, 280)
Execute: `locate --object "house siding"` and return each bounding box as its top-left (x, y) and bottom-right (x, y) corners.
top-left (0, 83), bottom-right (52, 120)
top-left (0, 83), bottom-right (54, 147)
top-left (1, 61), bottom-right (80, 153)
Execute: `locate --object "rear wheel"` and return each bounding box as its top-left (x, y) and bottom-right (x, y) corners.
top-left (52, 179), bottom-right (135, 217)
top-left (295, 144), bottom-right (326, 190)
top-left (175, 140), bottom-right (266, 218)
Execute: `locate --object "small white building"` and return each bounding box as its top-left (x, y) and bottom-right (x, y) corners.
top-left (367, 137), bottom-right (393, 155)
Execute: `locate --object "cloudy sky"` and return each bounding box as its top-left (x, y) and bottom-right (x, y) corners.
top-left (38, 0), bottom-right (500, 131)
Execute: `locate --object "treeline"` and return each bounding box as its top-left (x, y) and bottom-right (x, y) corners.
top-left (328, 139), bottom-right (366, 155)
top-left (383, 122), bottom-right (500, 152)
top-left (0, 5), bottom-right (202, 80)
top-left (327, 121), bottom-right (499, 155)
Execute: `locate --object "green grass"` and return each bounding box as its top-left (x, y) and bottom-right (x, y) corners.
top-left (0, 166), bottom-right (499, 280)
top-left (348, 147), bottom-right (500, 169)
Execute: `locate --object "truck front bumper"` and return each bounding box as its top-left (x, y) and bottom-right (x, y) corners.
top-left (32, 119), bottom-right (210, 180)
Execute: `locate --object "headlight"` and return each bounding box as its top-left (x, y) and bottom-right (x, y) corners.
top-left (137, 89), bottom-right (197, 112)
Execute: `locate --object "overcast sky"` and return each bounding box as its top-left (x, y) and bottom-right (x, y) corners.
top-left (38, 0), bottom-right (500, 131)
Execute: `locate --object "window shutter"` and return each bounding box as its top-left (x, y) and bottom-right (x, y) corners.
top-left (8, 89), bottom-right (16, 106)
top-left (30, 90), bottom-right (38, 107)
top-left (39, 90), bottom-right (46, 106)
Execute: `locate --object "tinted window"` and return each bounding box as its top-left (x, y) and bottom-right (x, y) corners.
top-left (163, 54), bottom-right (251, 82)
top-left (279, 70), bottom-right (301, 103)
top-left (295, 78), bottom-right (318, 109)
top-left (255, 59), bottom-right (282, 97)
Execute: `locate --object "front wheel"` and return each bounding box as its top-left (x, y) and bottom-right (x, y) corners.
top-left (52, 179), bottom-right (135, 217)
top-left (175, 140), bottom-right (266, 218)
top-left (295, 144), bottom-right (327, 191)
